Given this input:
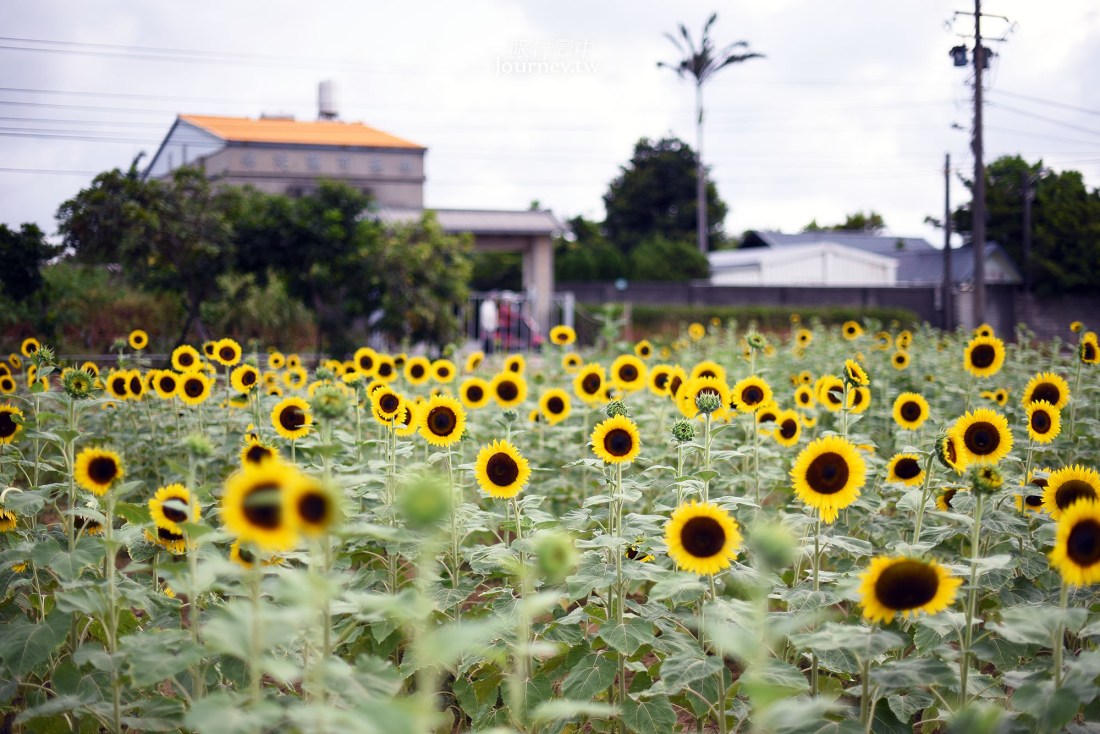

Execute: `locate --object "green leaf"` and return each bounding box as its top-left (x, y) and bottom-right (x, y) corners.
top-left (658, 652), bottom-right (723, 694)
top-left (113, 501), bottom-right (151, 526)
top-left (622, 694), bottom-right (676, 734)
top-left (599, 618), bottom-right (653, 657)
top-left (531, 699), bottom-right (616, 723)
top-left (740, 658), bottom-right (809, 708)
top-left (0, 610), bottom-right (73, 677)
top-left (1013, 682), bottom-right (1081, 731)
top-left (119, 630), bottom-right (206, 688)
top-left (871, 657), bottom-right (956, 692)
top-left (648, 573), bottom-right (706, 603)
top-left (887, 691), bottom-right (934, 723)
top-left (988, 604), bottom-right (1088, 645)
top-left (184, 691), bottom-right (283, 734)
top-left (561, 652), bottom-right (617, 701)
top-left (790, 623), bottom-right (905, 659)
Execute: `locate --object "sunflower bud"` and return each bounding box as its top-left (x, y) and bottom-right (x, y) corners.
top-left (746, 331), bottom-right (767, 351)
top-left (748, 522), bottom-right (797, 572)
top-left (183, 432), bottom-right (214, 459)
top-left (933, 430), bottom-right (965, 474)
top-left (62, 368), bottom-right (95, 399)
top-left (605, 400), bottom-right (629, 418)
top-left (314, 366), bottom-right (335, 382)
top-left (311, 385), bottom-right (348, 420)
top-left (671, 419), bottom-right (695, 444)
top-left (501, 409), bottom-right (518, 424)
top-left (30, 345), bottom-right (56, 370)
top-left (534, 530), bottom-right (577, 584)
top-left (399, 472), bottom-right (452, 530)
top-left (971, 465), bottom-right (1004, 495)
top-left (695, 391), bottom-right (722, 416)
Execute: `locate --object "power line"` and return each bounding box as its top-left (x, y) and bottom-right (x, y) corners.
top-left (990, 89), bottom-right (1100, 117)
top-left (987, 101), bottom-right (1100, 139)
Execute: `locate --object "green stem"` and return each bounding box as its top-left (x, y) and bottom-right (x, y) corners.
top-left (447, 450), bottom-right (461, 621)
top-left (811, 519), bottom-right (821, 696)
top-left (709, 574), bottom-right (728, 734)
top-left (508, 495), bottom-right (530, 727)
top-left (910, 454), bottom-right (937, 544)
top-left (1054, 582), bottom-right (1069, 688)
top-left (959, 492), bottom-right (985, 707)
top-left (859, 657), bottom-right (871, 729)
top-left (702, 412), bottom-right (712, 504)
top-left (1069, 355), bottom-right (1084, 439)
top-left (105, 490), bottom-right (121, 734)
top-left (248, 568), bottom-right (263, 710)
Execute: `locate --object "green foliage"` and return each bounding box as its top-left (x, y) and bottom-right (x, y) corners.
top-left (629, 234), bottom-right (710, 281)
top-left (803, 210), bottom-right (887, 233)
top-left (470, 251), bottom-right (522, 292)
top-left (600, 303), bottom-right (919, 337)
top-left (0, 223), bottom-right (59, 304)
top-left (555, 216), bottom-right (628, 282)
top-left (603, 137), bottom-right (729, 253)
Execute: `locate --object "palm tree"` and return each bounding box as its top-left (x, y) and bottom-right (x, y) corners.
top-left (659, 13), bottom-right (764, 254)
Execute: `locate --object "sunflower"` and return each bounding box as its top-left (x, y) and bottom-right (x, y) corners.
top-left (974, 323), bottom-right (995, 338)
top-left (371, 387), bottom-right (405, 425)
top-left (550, 325), bottom-right (576, 346)
top-left (464, 351), bottom-right (484, 373)
top-left (562, 353), bottom-right (583, 374)
top-left (688, 322), bottom-right (706, 341)
top-left (858, 556), bottom-right (962, 623)
top-left (395, 401), bottom-right (421, 437)
top-left (891, 350), bottom-right (910, 371)
top-left (843, 358), bottom-right (869, 387)
top-left (456, 377), bottom-right (488, 409)
top-left (145, 526), bottom-right (187, 555)
top-left (936, 488), bottom-right (960, 512)
top-left (938, 431), bottom-right (968, 474)
top-left (419, 394), bottom-right (467, 447)
top-left (202, 341), bottom-right (217, 359)
top-left (491, 372), bottom-right (528, 408)
top-left (886, 453), bottom-right (925, 486)
top-left (229, 540), bottom-right (280, 569)
top-left (0, 376), bottom-right (15, 394)
top-left (591, 414), bottom-right (641, 464)
top-left (950, 409), bottom-right (1013, 466)
top-left (846, 386), bottom-right (871, 414)
top-left (503, 354), bottom-right (526, 375)
top-left (0, 405), bottom-right (24, 445)
top-left (842, 321), bottom-right (863, 341)
top-left (283, 366), bottom-right (308, 391)
top-left (474, 440), bottom-right (531, 498)
top-left (1044, 465), bottom-right (1100, 520)
top-left (795, 328), bottom-right (813, 348)
top-left (732, 376), bottom-right (773, 414)
top-left (374, 355), bottom-right (397, 383)
top-left (647, 364), bottom-right (673, 397)
top-left (814, 375), bottom-right (845, 413)
top-left (573, 364), bottom-right (605, 405)
top-left (74, 447), bottom-right (124, 496)
top-left (74, 515), bottom-right (104, 537)
top-left (794, 385), bottom-right (816, 409)
top-left (266, 351), bottom-right (286, 370)
top-left (676, 376), bottom-right (730, 420)
top-left (214, 338), bottom-right (243, 367)
top-left (7, 354), bottom-right (21, 369)
top-left (126, 370), bottom-right (146, 401)
top-left (773, 410), bottom-right (802, 448)
top-left (873, 332), bottom-right (892, 351)
top-left (241, 438), bottom-right (278, 466)
top-left (1021, 372), bottom-right (1070, 410)
top-left (1026, 401), bottom-right (1061, 444)
top-left (431, 359), bottom-right (457, 384)
top-left (128, 329), bottom-right (149, 351)
top-left (892, 392), bottom-right (929, 430)
top-left (664, 501), bottom-right (741, 576)
top-left (400, 356), bottom-right (429, 385)
top-left (178, 373), bottom-right (214, 406)
top-left (221, 461), bottom-right (304, 551)
top-left (149, 483), bottom-right (199, 535)
top-left (665, 366), bottom-right (688, 401)
top-left (756, 402), bottom-right (779, 425)
top-left (1071, 321), bottom-right (1084, 333)
top-left (294, 478), bottom-right (340, 537)
top-left (230, 364), bottom-right (260, 394)
top-left (353, 347), bottom-right (378, 377)
top-left (0, 509), bottom-right (16, 532)
top-left (962, 335), bottom-right (1005, 379)
top-left (151, 371), bottom-right (179, 400)
top-left (896, 330), bottom-right (913, 350)
top-left (528, 408), bottom-right (542, 424)
top-left (271, 397), bottom-right (313, 440)
top-left (20, 337), bottom-right (40, 358)
top-left (790, 435), bottom-right (866, 523)
top-left (1081, 336), bottom-right (1100, 365)
top-left (1049, 500), bottom-right (1100, 586)
top-left (539, 388), bottom-right (572, 425)
top-left (689, 359), bottom-right (726, 384)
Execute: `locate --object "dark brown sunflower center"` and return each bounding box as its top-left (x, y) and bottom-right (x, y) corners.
top-left (466, 385), bottom-right (484, 402)
top-left (742, 386), bottom-right (764, 406)
top-left (779, 419), bottom-right (798, 439)
top-left (111, 377), bottom-right (127, 394)
top-left (894, 354), bottom-right (906, 365)
top-left (219, 346), bottom-right (236, 362)
top-left (129, 376), bottom-right (143, 394)
top-left (508, 362), bottom-right (521, 373)
top-left (604, 428), bottom-right (634, 457)
top-left (654, 372), bottom-right (670, 389)
top-left (942, 489), bottom-right (957, 509)
top-left (963, 421), bottom-right (1000, 455)
top-left (242, 485), bottom-right (283, 530)
top-left (279, 405), bottom-right (306, 431)
top-left (427, 407), bottom-right (457, 436)
top-left (668, 376), bottom-right (683, 398)
top-left (184, 379), bottom-right (204, 398)
top-left (901, 401), bottom-right (922, 422)
top-left (410, 364), bottom-right (425, 379)
top-left (1029, 476), bottom-right (1049, 489)
top-left (161, 500), bottom-right (189, 523)
top-left (87, 456), bottom-right (119, 485)
top-left (298, 492), bottom-right (329, 524)
top-left (850, 389), bottom-right (865, 406)
top-left (874, 560), bottom-right (939, 610)
top-left (359, 356), bottom-right (374, 371)
top-left (619, 365), bottom-right (638, 382)
top-left (437, 366), bottom-right (450, 378)
top-left (894, 458), bottom-right (922, 480)
top-left (640, 346), bottom-right (651, 356)
top-left (944, 437), bottom-right (958, 464)
top-left (805, 452), bottom-right (850, 495)
top-left (204, 344), bottom-right (216, 357)
top-left (485, 452), bottom-right (520, 486)
top-left (970, 344), bottom-right (996, 369)
top-left (1084, 343), bottom-right (1098, 360)
top-left (1032, 383), bottom-right (1061, 405)
top-left (178, 352), bottom-right (194, 367)
top-left (379, 394), bottom-right (400, 414)
top-left (156, 526), bottom-right (184, 542)
top-left (1067, 519), bottom-right (1100, 567)
top-left (1056, 480), bottom-right (1098, 510)
top-left (1024, 494), bottom-right (1044, 507)
top-left (496, 381), bottom-right (520, 401)
top-left (798, 391), bottom-right (811, 405)
top-left (698, 369), bottom-right (717, 379)
top-left (377, 364), bottom-right (394, 378)
top-left (241, 370), bottom-right (257, 387)
top-left (237, 545), bottom-right (256, 564)
top-left (680, 516), bottom-right (726, 558)
top-left (159, 375), bottom-right (178, 392)
top-left (245, 445), bottom-right (271, 463)
top-left (625, 545), bottom-right (644, 560)
top-left (0, 411), bottom-right (16, 438)
top-left (759, 411), bottom-right (777, 424)
top-left (1030, 410), bottom-right (1052, 434)
top-left (546, 396), bottom-right (565, 414)
top-left (846, 327), bottom-right (856, 335)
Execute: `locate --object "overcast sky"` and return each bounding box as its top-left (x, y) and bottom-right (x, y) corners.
top-left (3, 1), bottom-right (1099, 248)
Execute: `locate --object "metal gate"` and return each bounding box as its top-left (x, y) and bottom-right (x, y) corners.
top-left (464, 291), bottom-right (575, 353)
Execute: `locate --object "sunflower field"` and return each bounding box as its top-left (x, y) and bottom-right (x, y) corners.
top-left (1, 318), bottom-right (1099, 734)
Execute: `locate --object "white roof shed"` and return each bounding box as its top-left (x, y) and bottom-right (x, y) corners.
top-left (708, 241), bottom-right (898, 286)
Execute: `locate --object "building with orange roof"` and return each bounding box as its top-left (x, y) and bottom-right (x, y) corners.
top-left (145, 113), bottom-right (426, 208)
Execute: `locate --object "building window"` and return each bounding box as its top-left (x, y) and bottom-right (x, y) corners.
top-left (306, 154), bottom-right (321, 172)
top-left (369, 157), bottom-right (383, 174)
top-left (241, 152), bottom-right (256, 169)
top-left (400, 158), bottom-right (413, 174)
top-left (338, 155), bottom-right (351, 171)
top-left (273, 153), bottom-right (290, 171)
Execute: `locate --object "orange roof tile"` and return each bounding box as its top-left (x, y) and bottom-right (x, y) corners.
top-left (179, 114), bottom-right (424, 150)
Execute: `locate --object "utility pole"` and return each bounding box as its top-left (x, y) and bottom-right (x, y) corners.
top-left (971, 0), bottom-right (986, 326)
top-left (943, 153), bottom-right (953, 331)
top-left (696, 83), bottom-right (707, 256)
top-left (1021, 171), bottom-right (1034, 293)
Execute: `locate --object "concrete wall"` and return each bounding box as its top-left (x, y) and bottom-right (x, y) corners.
top-left (1015, 291), bottom-right (1100, 341)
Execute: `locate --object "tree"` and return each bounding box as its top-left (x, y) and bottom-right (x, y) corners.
top-left (57, 166), bottom-right (236, 346)
top-left (554, 216), bottom-right (627, 282)
top-left (630, 234), bottom-right (710, 281)
top-left (952, 155), bottom-right (1100, 294)
top-left (0, 223), bottom-right (58, 303)
top-left (801, 211), bottom-right (887, 233)
top-left (658, 13), bottom-right (763, 254)
top-left (603, 137), bottom-right (728, 255)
